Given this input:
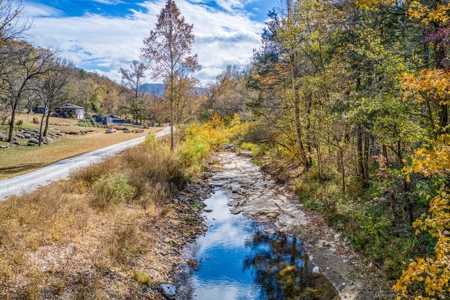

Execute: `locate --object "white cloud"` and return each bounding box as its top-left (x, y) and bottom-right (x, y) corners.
top-left (25, 0), bottom-right (264, 83)
top-left (24, 2), bottom-right (63, 17)
top-left (91, 0), bottom-right (124, 4)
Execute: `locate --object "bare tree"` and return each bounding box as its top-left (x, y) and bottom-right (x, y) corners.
top-left (119, 60), bottom-right (148, 124)
top-left (141, 0), bottom-right (200, 151)
top-left (0, 42), bottom-right (55, 142)
top-left (34, 57), bottom-right (73, 145)
top-left (0, 0), bottom-right (31, 44)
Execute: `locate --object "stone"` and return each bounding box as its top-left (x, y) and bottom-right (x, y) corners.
top-left (312, 266), bottom-right (320, 274)
top-left (0, 145), bottom-right (7, 149)
top-left (12, 141), bottom-right (20, 146)
top-left (23, 133), bottom-right (32, 139)
top-left (160, 284), bottom-right (176, 299)
top-left (27, 142), bottom-right (36, 146)
top-left (16, 134), bottom-right (25, 139)
top-left (222, 143), bottom-right (235, 151)
top-left (47, 137), bottom-right (54, 143)
top-left (203, 209), bottom-right (213, 213)
top-left (28, 138), bottom-right (39, 144)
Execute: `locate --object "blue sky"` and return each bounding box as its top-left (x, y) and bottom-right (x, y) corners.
top-left (23, 0), bottom-right (275, 84)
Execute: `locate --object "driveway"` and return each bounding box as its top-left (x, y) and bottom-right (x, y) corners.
top-left (0, 126), bottom-right (171, 201)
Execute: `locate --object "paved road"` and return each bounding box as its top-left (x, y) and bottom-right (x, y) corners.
top-left (0, 126), bottom-right (171, 201)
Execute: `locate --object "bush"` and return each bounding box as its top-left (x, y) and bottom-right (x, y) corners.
top-left (32, 117), bottom-right (39, 124)
top-left (15, 120), bottom-right (23, 126)
top-left (90, 173), bottom-right (134, 210)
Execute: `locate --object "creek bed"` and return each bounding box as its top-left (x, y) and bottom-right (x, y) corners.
top-left (174, 189), bottom-right (340, 300)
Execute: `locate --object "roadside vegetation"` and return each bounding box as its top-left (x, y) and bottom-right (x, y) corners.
top-left (0, 128), bottom-right (215, 298)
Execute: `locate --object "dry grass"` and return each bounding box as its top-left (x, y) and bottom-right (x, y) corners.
top-left (0, 115), bottom-right (161, 179)
top-left (0, 139), bottom-right (203, 299)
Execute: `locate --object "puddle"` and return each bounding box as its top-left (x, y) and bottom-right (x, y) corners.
top-left (175, 190), bottom-right (340, 300)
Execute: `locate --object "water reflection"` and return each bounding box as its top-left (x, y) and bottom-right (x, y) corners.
top-left (175, 190), bottom-right (339, 300)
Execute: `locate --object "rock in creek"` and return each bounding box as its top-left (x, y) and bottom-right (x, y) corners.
top-left (160, 283), bottom-right (176, 299)
top-left (203, 209), bottom-right (213, 213)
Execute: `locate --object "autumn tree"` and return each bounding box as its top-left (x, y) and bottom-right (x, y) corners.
top-left (119, 60), bottom-right (148, 124)
top-left (141, 0), bottom-right (200, 150)
top-left (0, 43), bottom-right (55, 142)
top-left (33, 56), bottom-right (73, 145)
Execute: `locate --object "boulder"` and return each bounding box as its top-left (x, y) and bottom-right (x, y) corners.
top-left (28, 138), bottom-right (39, 144)
top-left (203, 209), bottom-right (213, 213)
top-left (27, 142), bottom-right (36, 146)
top-left (160, 284), bottom-right (176, 299)
top-left (46, 137), bottom-right (54, 143)
top-left (23, 133), bottom-right (32, 139)
top-left (0, 145), bottom-right (7, 149)
top-left (222, 143), bottom-right (235, 151)
top-left (12, 141), bottom-right (20, 146)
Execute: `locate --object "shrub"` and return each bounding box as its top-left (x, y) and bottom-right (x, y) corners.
top-left (178, 135), bottom-right (210, 171)
top-left (132, 270), bottom-right (153, 286)
top-left (32, 117), bottom-right (39, 124)
top-left (90, 173), bottom-right (134, 210)
top-left (15, 119), bottom-right (23, 126)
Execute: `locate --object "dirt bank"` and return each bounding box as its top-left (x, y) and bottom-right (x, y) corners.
top-left (202, 151), bottom-right (394, 300)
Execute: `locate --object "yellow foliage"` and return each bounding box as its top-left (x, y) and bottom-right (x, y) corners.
top-left (394, 141), bottom-right (450, 299)
top-left (178, 114), bottom-right (229, 174)
top-left (402, 69), bottom-right (450, 106)
top-left (407, 1), bottom-right (450, 25)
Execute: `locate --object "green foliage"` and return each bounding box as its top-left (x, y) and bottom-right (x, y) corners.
top-left (132, 270), bottom-right (153, 287)
top-left (178, 114), bottom-right (228, 175)
top-left (77, 119), bottom-right (98, 127)
top-left (90, 173), bottom-right (134, 210)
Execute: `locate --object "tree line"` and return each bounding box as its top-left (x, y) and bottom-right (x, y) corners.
top-left (197, 0), bottom-right (450, 298)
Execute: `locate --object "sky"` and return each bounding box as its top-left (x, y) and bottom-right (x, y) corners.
top-left (22, 0), bottom-right (276, 84)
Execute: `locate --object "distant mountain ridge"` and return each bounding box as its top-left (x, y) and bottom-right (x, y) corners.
top-left (140, 83), bottom-right (165, 95)
top-left (140, 83), bottom-right (204, 95)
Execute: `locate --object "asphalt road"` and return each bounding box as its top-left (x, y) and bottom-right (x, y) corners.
top-left (0, 126), bottom-right (171, 201)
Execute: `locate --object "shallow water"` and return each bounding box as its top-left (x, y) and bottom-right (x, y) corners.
top-left (175, 190), bottom-right (340, 300)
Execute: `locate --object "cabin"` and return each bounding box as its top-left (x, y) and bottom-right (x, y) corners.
top-left (35, 106), bottom-right (49, 114)
top-left (54, 104), bottom-right (85, 119)
top-left (92, 114), bottom-right (125, 126)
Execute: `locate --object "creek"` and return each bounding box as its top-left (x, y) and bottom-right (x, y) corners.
top-left (175, 189), bottom-right (340, 300)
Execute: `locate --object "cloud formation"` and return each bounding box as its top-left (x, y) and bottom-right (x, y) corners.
top-left (25, 0), bottom-right (265, 83)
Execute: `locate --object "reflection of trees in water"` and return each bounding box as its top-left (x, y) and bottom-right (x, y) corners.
top-left (243, 232), bottom-right (340, 300)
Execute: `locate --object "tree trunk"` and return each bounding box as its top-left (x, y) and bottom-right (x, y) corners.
top-left (382, 144), bottom-right (389, 167)
top-left (357, 125), bottom-right (368, 186)
top-left (340, 147), bottom-right (345, 196)
top-left (291, 67), bottom-right (308, 167)
top-left (404, 179), bottom-right (413, 226)
top-left (170, 75), bottom-right (174, 152)
top-left (8, 98), bottom-right (19, 143)
top-left (43, 104), bottom-right (52, 137)
top-left (363, 133), bottom-right (370, 185)
top-left (317, 145), bottom-right (322, 179)
top-left (38, 110), bottom-right (46, 146)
